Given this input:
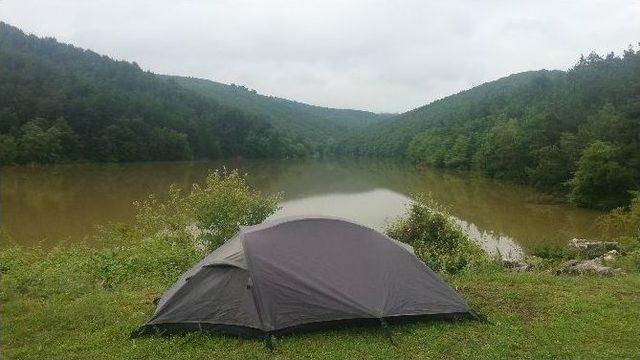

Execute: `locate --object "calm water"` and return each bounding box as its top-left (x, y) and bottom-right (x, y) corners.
top-left (1, 159), bottom-right (605, 256)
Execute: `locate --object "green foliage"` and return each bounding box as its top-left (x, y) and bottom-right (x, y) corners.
top-left (596, 191), bottom-right (640, 249)
top-left (568, 141), bottom-right (633, 209)
top-left (134, 169), bottom-right (281, 250)
top-left (341, 47), bottom-right (640, 209)
top-left (530, 246), bottom-right (570, 260)
top-left (387, 194), bottom-right (490, 274)
top-left (97, 118), bottom-right (193, 162)
top-left (0, 22), bottom-right (310, 164)
top-left (0, 133), bottom-right (17, 163)
top-left (16, 120), bottom-right (63, 163)
top-left (166, 76), bottom-right (390, 152)
top-left (475, 117), bottom-right (531, 182)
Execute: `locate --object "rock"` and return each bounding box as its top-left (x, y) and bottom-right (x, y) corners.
top-left (568, 238), bottom-right (621, 258)
top-left (502, 258), bottom-right (530, 272)
top-left (601, 250), bottom-right (619, 262)
top-left (555, 258), bottom-right (624, 276)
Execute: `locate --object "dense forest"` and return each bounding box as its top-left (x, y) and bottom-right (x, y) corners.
top-left (337, 48), bottom-right (640, 209)
top-left (1, 22), bottom-right (638, 210)
top-left (165, 75), bottom-right (390, 149)
top-left (0, 22), bottom-right (316, 163)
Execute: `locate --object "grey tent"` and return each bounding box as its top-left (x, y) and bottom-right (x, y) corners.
top-left (136, 216), bottom-right (473, 338)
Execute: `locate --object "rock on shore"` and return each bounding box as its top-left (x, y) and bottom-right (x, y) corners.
top-left (556, 239), bottom-right (625, 276)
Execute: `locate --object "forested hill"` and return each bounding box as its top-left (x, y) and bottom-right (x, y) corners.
top-left (338, 48), bottom-right (640, 209)
top-left (164, 75), bottom-right (390, 146)
top-left (0, 22), bottom-right (315, 163)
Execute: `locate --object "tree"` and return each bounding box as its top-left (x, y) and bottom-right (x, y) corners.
top-left (474, 117), bottom-right (530, 182)
top-left (0, 134), bottom-right (18, 164)
top-left (0, 22), bottom-right (310, 163)
top-left (445, 135), bottom-right (471, 169)
top-left (17, 120), bottom-right (63, 163)
top-left (569, 141), bottom-right (634, 209)
top-left (150, 128), bottom-right (192, 161)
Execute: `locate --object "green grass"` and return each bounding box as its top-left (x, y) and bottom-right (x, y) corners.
top-left (2, 247), bottom-right (639, 360)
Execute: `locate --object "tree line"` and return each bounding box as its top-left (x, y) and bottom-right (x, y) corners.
top-left (337, 48), bottom-right (640, 210)
top-left (166, 75), bottom-right (390, 152)
top-left (0, 22), bottom-right (311, 164)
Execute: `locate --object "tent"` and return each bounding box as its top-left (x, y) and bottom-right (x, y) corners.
top-left (135, 216), bottom-right (474, 340)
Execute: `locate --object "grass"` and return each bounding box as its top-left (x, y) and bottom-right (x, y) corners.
top-left (2, 174), bottom-right (640, 359)
top-left (2, 255), bottom-right (639, 360)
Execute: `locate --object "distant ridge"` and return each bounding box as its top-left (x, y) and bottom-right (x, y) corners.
top-left (164, 75), bottom-right (392, 145)
top-left (337, 48), bottom-right (640, 209)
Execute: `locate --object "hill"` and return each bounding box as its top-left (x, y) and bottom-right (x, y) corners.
top-left (338, 49), bottom-right (640, 209)
top-left (164, 75), bottom-right (390, 147)
top-left (0, 22), bottom-right (314, 163)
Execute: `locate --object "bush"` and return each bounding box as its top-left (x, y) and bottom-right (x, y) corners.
top-left (134, 169), bottom-right (281, 250)
top-left (568, 141), bottom-right (633, 209)
top-left (0, 134), bottom-right (17, 164)
top-left (595, 192), bottom-right (640, 272)
top-left (596, 191), bottom-right (640, 245)
top-left (386, 194), bottom-right (490, 274)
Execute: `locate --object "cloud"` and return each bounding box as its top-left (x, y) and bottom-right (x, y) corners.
top-left (2, 0), bottom-right (638, 112)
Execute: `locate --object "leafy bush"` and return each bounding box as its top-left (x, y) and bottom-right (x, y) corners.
top-left (134, 169), bottom-right (281, 250)
top-left (595, 192), bottom-right (640, 272)
top-left (386, 194), bottom-right (490, 274)
top-left (568, 141), bottom-right (634, 209)
top-left (596, 191), bottom-right (640, 246)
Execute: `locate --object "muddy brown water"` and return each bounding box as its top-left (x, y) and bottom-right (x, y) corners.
top-left (0, 159), bottom-right (605, 256)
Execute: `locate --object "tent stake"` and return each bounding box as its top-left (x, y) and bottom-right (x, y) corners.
top-left (469, 309), bottom-right (490, 323)
top-left (379, 319), bottom-right (395, 345)
top-left (264, 333), bottom-right (275, 352)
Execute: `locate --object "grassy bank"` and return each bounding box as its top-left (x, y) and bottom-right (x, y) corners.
top-left (2, 172), bottom-right (639, 359)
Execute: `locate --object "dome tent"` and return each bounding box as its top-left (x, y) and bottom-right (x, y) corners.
top-left (134, 216), bottom-right (475, 341)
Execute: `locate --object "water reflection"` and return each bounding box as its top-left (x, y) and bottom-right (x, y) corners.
top-left (272, 189), bottom-right (525, 259)
top-left (0, 159), bottom-right (604, 253)
top-left (272, 189), bottom-right (408, 230)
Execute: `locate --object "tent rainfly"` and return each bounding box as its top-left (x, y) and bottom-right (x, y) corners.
top-left (134, 216), bottom-right (477, 343)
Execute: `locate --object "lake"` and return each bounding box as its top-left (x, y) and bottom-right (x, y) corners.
top-left (1, 159), bottom-right (605, 257)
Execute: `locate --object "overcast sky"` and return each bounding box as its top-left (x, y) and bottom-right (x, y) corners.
top-left (2, 1), bottom-right (639, 113)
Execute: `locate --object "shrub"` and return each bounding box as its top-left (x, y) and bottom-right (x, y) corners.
top-left (595, 192), bottom-right (640, 271)
top-left (596, 191), bottom-right (640, 246)
top-left (0, 134), bottom-right (18, 164)
top-left (134, 169), bottom-right (281, 251)
top-left (386, 194), bottom-right (490, 274)
top-left (568, 141), bottom-right (633, 209)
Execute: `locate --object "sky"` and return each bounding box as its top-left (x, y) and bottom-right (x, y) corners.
top-left (1, 1), bottom-right (639, 113)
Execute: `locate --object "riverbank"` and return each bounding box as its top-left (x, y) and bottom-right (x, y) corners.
top-left (2, 171), bottom-right (638, 359)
